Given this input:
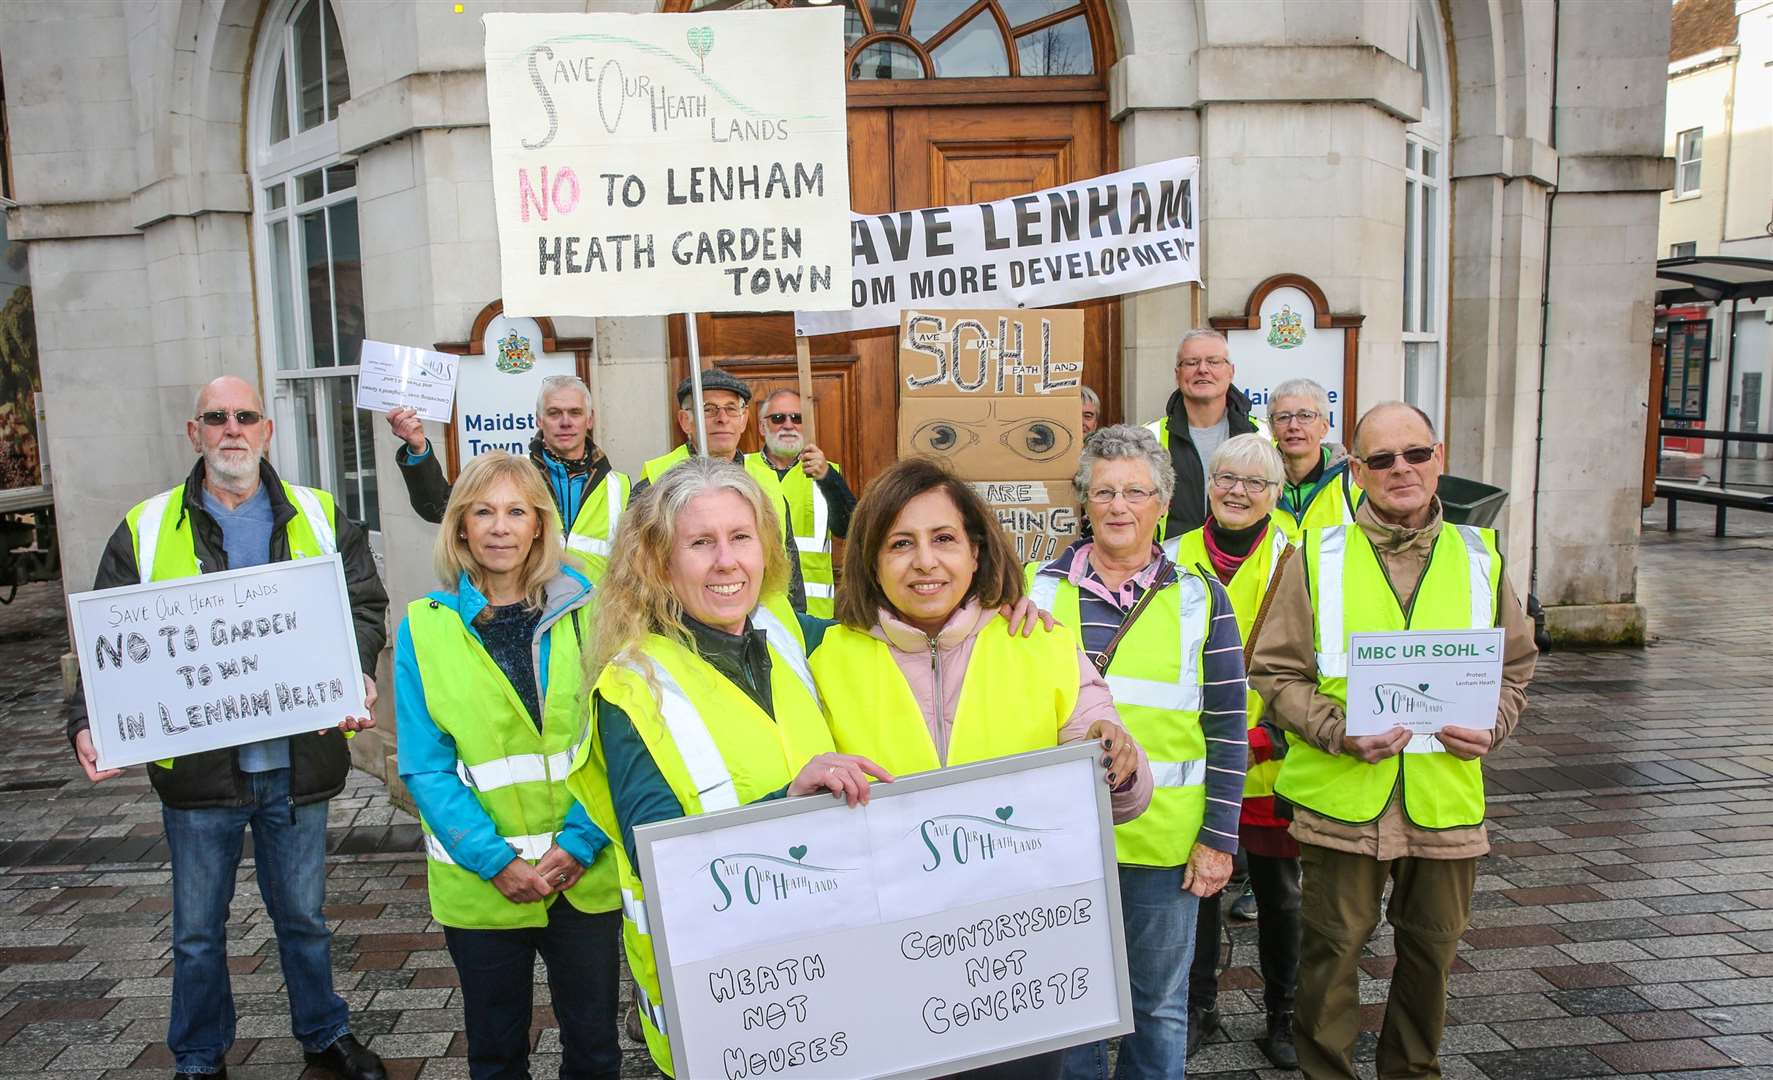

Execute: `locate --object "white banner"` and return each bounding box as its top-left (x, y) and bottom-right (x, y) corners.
top-left (796, 157), bottom-right (1200, 337)
top-left (637, 745), bottom-right (1132, 1080)
top-left (69, 556), bottom-right (367, 770)
top-left (354, 340), bottom-right (460, 424)
top-left (484, 10), bottom-right (853, 317)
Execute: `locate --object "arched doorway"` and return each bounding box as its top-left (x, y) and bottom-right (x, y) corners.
top-left (664, 0), bottom-right (1118, 492)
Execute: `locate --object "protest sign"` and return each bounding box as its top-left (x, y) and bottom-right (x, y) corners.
top-left (450, 310), bottom-right (580, 470)
top-left (636, 744), bottom-right (1132, 1080)
top-left (898, 308), bottom-right (1083, 560)
top-left (796, 157), bottom-right (1200, 337)
top-left (69, 556), bottom-right (367, 771)
top-left (355, 340), bottom-right (460, 424)
top-left (483, 10), bottom-right (853, 317)
top-left (1344, 628), bottom-right (1504, 753)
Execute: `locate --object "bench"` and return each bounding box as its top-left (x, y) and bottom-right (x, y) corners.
top-left (1656, 479), bottom-right (1773, 537)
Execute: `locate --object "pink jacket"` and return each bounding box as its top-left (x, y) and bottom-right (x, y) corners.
top-left (867, 601), bottom-right (1154, 823)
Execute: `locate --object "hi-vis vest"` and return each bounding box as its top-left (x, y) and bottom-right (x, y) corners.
top-left (1274, 523), bottom-right (1503, 829)
top-left (639, 446), bottom-right (791, 538)
top-left (126, 481), bottom-right (335, 582)
top-left (640, 444), bottom-right (691, 485)
top-left (1165, 525), bottom-right (1292, 800)
top-left (1275, 468), bottom-right (1362, 545)
top-left (1027, 563), bottom-right (1213, 867)
top-left (1144, 414), bottom-right (1274, 540)
top-left (406, 596), bottom-right (617, 930)
top-left (562, 471), bottom-right (630, 583)
top-left (567, 595), bottom-right (831, 1077)
top-left (809, 618), bottom-right (1079, 778)
top-left (751, 459), bottom-right (840, 617)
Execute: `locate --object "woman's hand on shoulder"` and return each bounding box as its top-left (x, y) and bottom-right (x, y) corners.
top-left (788, 752), bottom-right (895, 807)
top-left (491, 856), bottom-right (554, 904)
top-left (1085, 718), bottom-right (1141, 789)
top-left (999, 596), bottom-right (1057, 637)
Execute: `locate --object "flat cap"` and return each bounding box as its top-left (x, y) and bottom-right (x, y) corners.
top-left (675, 367), bottom-right (753, 407)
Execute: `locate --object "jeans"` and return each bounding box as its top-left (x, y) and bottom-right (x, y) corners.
top-left (444, 900), bottom-right (622, 1080)
top-left (162, 768), bottom-right (349, 1075)
top-left (1189, 852), bottom-right (1302, 1015)
top-left (1061, 866), bottom-right (1200, 1080)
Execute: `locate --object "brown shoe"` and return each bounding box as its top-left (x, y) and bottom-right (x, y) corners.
top-left (624, 1001), bottom-right (644, 1044)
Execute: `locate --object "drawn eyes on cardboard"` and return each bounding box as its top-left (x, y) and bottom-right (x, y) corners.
top-left (1001, 418), bottom-right (1072, 462)
top-left (909, 417), bottom-right (1073, 463)
top-left (909, 420), bottom-right (981, 456)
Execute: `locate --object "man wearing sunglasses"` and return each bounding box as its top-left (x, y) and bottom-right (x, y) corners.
top-left (68, 376), bottom-right (390, 1080)
top-left (1144, 329), bottom-right (1269, 543)
top-left (750, 389), bottom-right (856, 619)
top-left (1268, 377), bottom-right (1362, 544)
top-left (1249, 402), bottom-right (1538, 1080)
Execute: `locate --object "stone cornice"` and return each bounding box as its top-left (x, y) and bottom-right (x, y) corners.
top-left (1556, 154), bottom-right (1674, 195)
top-left (336, 69), bottom-right (490, 157)
top-left (5, 198), bottom-right (139, 242)
top-left (1195, 45), bottom-right (1422, 121)
top-left (131, 173), bottom-right (252, 230)
top-left (1451, 135), bottom-right (1560, 186)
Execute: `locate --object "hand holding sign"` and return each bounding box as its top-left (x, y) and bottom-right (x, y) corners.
top-left (355, 341), bottom-right (460, 424)
top-left (787, 752), bottom-right (894, 807)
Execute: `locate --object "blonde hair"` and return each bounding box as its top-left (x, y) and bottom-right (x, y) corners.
top-left (586, 456), bottom-right (789, 679)
top-left (433, 451), bottom-right (567, 612)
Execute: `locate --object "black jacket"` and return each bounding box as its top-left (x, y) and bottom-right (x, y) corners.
top-left (1158, 385), bottom-right (1262, 541)
top-left (67, 458), bottom-right (389, 809)
top-left (394, 434), bottom-right (613, 527)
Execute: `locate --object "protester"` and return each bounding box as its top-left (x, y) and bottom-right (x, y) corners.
top-left (566, 457), bottom-right (887, 1078)
top-left (1165, 433), bottom-right (1300, 1068)
top-left (751, 388), bottom-right (857, 617)
top-left (387, 374), bottom-right (631, 581)
top-left (1081, 385), bottom-right (1102, 438)
top-left (1023, 425), bottom-right (1246, 1080)
top-left (1145, 329), bottom-right (1268, 542)
top-left (394, 452), bottom-right (620, 1080)
top-left (69, 376), bottom-right (387, 1080)
top-left (1251, 402), bottom-right (1538, 1080)
top-left (1268, 377), bottom-right (1361, 544)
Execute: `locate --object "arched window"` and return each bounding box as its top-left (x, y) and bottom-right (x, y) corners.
top-left (248, 0), bottom-right (377, 529)
top-left (1402, 0), bottom-right (1450, 434)
top-left (686, 0), bottom-right (1098, 79)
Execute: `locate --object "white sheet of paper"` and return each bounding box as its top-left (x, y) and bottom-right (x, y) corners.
top-left (354, 340), bottom-right (460, 423)
top-left (1343, 629), bottom-right (1504, 753)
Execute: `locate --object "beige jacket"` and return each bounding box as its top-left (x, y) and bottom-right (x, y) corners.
top-left (1248, 499), bottom-right (1537, 860)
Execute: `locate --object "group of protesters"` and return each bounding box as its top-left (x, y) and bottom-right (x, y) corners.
top-left (67, 324), bottom-right (1535, 1080)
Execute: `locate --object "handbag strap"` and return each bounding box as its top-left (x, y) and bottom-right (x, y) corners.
top-left (1091, 573), bottom-right (1166, 676)
top-left (1243, 544), bottom-right (1296, 668)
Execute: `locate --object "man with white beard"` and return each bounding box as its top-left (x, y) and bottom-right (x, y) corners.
top-left (67, 376), bottom-right (389, 1080)
top-left (751, 388), bottom-right (856, 618)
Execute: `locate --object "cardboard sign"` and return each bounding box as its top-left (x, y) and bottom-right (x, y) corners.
top-left (483, 10), bottom-right (853, 317)
top-left (636, 744), bottom-right (1133, 1080)
top-left (1344, 629), bottom-right (1505, 754)
top-left (452, 312), bottom-right (579, 466)
top-left (797, 157), bottom-right (1200, 337)
top-left (355, 340), bottom-right (460, 424)
top-left (68, 556), bottom-right (367, 771)
top-left (972, 481), bottom-right (1081, 565)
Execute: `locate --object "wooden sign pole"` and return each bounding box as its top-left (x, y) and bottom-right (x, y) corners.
top-left (795, 335), bottom-right (817, 445)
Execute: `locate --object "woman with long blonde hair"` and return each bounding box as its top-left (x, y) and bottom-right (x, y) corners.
top-left (394, 451), bottom-right (621, 1080)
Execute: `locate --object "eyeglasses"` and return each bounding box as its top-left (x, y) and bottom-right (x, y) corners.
top-left (1086, 485), bottom-right (1158, 506)
top-left (1359, 446), bottom-right (1436, 471)
top-left (1271, 409), bottom-right (1322, 427)
top-left (196, 409), bottom-right (264, 427)
top-left (700, 404), bottom-right (747, 420)
top-left (764, 412), bottom-right (802, 425)
top-left (1177, 356), bottom-right (1230, 371)
top-left (1211, 474), bottom-right (1275, 495)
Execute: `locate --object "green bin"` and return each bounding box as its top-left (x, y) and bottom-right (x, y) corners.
top-left (1437, 475), bottom-right (1508, 527)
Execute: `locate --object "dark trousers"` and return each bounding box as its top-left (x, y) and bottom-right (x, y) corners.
top-left (1188, 852), bottom-right (1302, 1016)
top-left (443, 900), bottom-right (621, 1080)
top-left (949, 1049), bottom-right (1064, 1079)
top-left (1295, 843), bottom-right (1476, 1080)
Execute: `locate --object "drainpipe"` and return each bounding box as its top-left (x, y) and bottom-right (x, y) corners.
top-left (1527, 0), bottom-right (1561, 647)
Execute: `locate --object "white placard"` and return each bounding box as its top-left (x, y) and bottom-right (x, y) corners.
top-left (483, 10), bottom-right (853, 317)
top-left (795, 157), bottom-right (1200, 337)
top-left (355, 340), bottom-right (460, 423)
top-left (453, 313), bottom-right (579, 464)
top-left (69, 556), bottom-right (367, 771)
top-left (1225, 284), bottom-right (1349, 443)
top-left (637, 746), bottom-right (1132, 1080)
top-left (1344, 629), bottom-right (1504, 753)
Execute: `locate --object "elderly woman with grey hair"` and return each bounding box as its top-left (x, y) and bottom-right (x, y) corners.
top-left (1170, 432), bottom-right (1302, 1068)
top-left (1026, 424), bottom-right (1249, 1080)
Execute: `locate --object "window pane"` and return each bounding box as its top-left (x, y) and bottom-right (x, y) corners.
top-left (844, 0), bottom-right (868, 45)
top-left (1420, 182), bottom-right (1436, 333)
top-left (1406, 141), bottom-right (1417, 171)
top-left (270, 61), bottom-right (290, 143)
top-left (866, 0), bottom-right (904, 33)
top-left (327, 202), bottom-right (363, 368)
top-left (294, 0), bottom-right (325, 132)
top-left (1404, 342), bottom-right (1442, 432)
top-left (299, 209), bottom-right (336, 367)
top-left (1679, 160), bottom-right (1701, 195)
top-left (1002, 1), bottom-right (1080, 28)
top-left (1016, 14), bottom-right (1092, 75)
top-left (1421, 146), bottom-right (1437, 179)
top-left (268, 220), bottom-right (299, 370)
top-left (325, 162), bottom-right (356, 193)
top-left (297, 167), bottom-right (324, 204)
top-left (331, 376), bottom-right (379, 530)
top-left (322, 0), bottom-right (350, 119)
top-left (264, 183), bottom-right (286, 211)
top-left (277, 378), bottom-right (323, 487)
top-left (1403, 178), bottom-right (1418, 333)
top-left (851, 40), bottom-right (924, 80)
top-left (930, 11), bottom-right (1009, 77)
top-left (909, 0), bottom-right (970, 41)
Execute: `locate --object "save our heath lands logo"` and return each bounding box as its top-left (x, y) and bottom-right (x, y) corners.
top-left (1372, 682), bottom-right (1452, 717)
top-left (707, 845), bottom-right (851, 912)
top-left (918, 805), bottom-right (1057, 872)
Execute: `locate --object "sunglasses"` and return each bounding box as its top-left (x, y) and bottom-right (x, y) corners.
top-left (764, 412), bottom-right (803, 425)
top-left (196, 409), bottom-right (265, 427)
top-left (1359, 445), bottom-right (1436, 471)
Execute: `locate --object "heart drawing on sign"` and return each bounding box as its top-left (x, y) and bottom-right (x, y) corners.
top-left (1418, 683), bottom-right (1431, 692)
top-left (995, 806), bottom-right (1014, 822)
top-left (788, 845), bottom-right (808, 863)
top-left (687, 27), bottom-right (714, 73)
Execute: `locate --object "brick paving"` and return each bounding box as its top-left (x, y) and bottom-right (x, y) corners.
top-left (0, 506), bottom-right (1768, 1078)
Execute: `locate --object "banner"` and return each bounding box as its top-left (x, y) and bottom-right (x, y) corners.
top-left (797, 157), bottom-right (1200, 337)
top-left (68, 556), bottom-right (367, 771)
top-left (636, 744), bottom-right (1132, 1080)
top-left (484, 10), bottom-right (853, 317)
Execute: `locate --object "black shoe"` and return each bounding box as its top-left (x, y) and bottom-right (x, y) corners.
top-left (625, 1001), bottom-right (645, 1043)
top-left (173, 1069), bottom-right (226, 1080)
top-left (304, 1035), bottom-right (386, 1080)
top-left (1187, 1004), bottom-right (1221, 1058)
top-left (1259, 1011), bottom-right (1298, 1069)
top-left (1229, 883), bottom-right (1258, 921)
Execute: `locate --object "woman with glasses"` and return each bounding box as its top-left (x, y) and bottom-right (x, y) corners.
top-left (1167, 433), bottom-right (1302, 1068)
top-left (1021, 425), bottom-right (1248, 1080)
top-left (1268, 377), bottom-right (1362, 544)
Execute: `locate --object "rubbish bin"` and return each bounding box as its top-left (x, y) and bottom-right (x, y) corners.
top-left (1437, 475), bottom-right (1508, 527)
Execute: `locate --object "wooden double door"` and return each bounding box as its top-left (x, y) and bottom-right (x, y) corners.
top-left (670, 101), bottom-right (1116, 495)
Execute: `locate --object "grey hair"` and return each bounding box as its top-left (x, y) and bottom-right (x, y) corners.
top-left (1176, 328), bottom-right (1229, 357)
top-left (1350, 400), bottom-right (1436, 456)
top-left (1269, 377), bottom-right (1331, 417)
top-left (1074, 423), bottom-right (1175, 506)
top-left (1080, 385), bottom-right (1100, 409)
top-left (1208, 432), bottom-right (1285, 487)
top-left (536, 374), bottom-right (592, 418)
top-left (761, 386), bottom-right (800, 413)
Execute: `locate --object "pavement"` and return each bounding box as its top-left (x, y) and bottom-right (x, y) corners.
top-left (0, 503), bottom-right (1769, 1079)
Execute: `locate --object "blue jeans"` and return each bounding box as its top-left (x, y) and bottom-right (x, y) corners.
top-left (162, 769), bottom-right (350, 1074)
top-left (1061, 866), bottom-right (1200, 1080)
